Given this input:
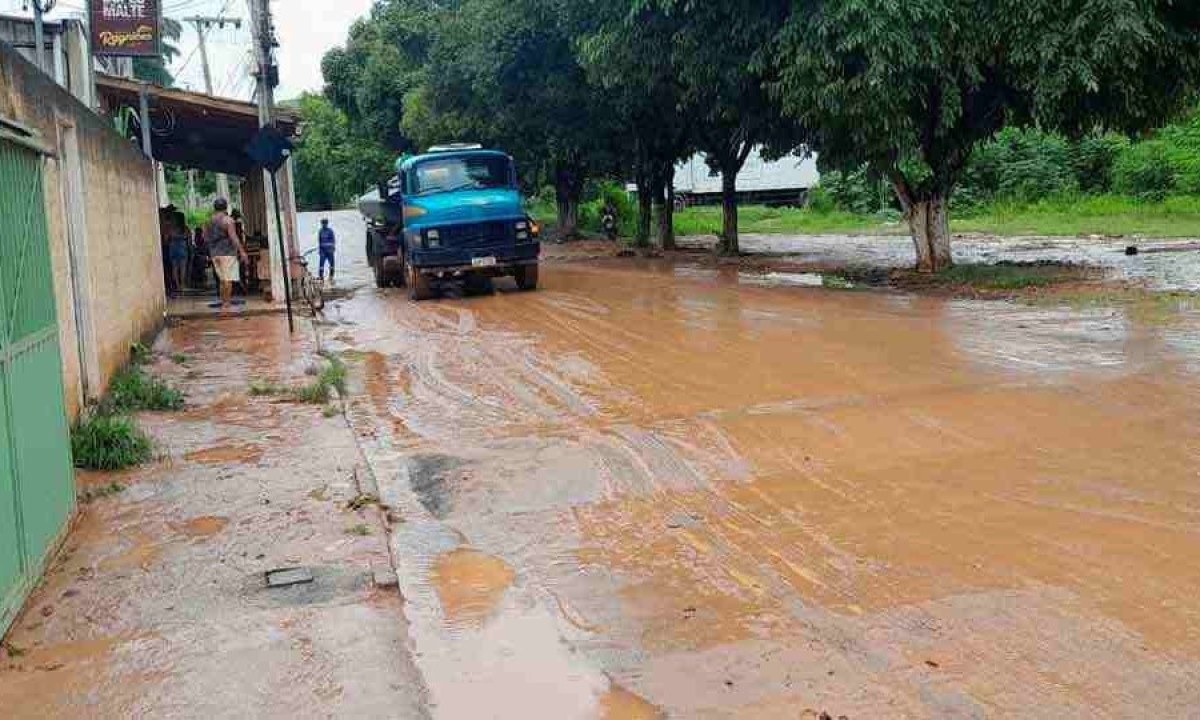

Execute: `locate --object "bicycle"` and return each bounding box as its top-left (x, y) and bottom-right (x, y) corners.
top-left (291, 248), bottom-right (326, 314)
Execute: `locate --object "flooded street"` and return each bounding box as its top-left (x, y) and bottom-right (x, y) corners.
top-left (321, 244), bottom-right (1200, 718)
top-left (681, 233), bottom-right (1200, 292)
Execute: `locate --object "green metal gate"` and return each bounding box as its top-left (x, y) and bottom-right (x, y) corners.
top-left (0, 126), bottom-right (75, 638)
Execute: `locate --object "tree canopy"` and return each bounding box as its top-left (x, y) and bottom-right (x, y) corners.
top-left (772, 0), bottom-right (1200, 270)
top-left (306, 0), bottom-right (1200, 260)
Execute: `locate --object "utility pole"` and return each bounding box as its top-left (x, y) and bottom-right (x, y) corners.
top-left (184, 15), bottom-right (241, 201)
top-left (27, 0), bottom-right (56, 74)
top-left (248, 0), bottom-right (293, 318)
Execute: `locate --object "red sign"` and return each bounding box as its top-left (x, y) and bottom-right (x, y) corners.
top-left (90, 0), bottom-right (161, 57)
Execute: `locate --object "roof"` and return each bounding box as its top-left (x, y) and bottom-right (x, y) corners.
top-left (95, 73), bottom-right (300, 175)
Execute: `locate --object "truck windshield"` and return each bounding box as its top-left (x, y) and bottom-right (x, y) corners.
top-left (413, 156), bottom-right (512, 196)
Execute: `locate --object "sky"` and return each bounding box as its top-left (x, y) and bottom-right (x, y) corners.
top-left (0, 0), bottom-right (374, 101)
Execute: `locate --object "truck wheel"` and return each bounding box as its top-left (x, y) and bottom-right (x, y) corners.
top-left (374, 262), bottom-right (391, 289)
top-left (407, 264), bottom-right (433, 301)
top-left (514, 263), bottom-right (539, 291)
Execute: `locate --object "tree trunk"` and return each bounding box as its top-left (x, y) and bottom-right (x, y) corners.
top-left (720, 169), bottom-right (739, 255)
top-left (904, 194), bottom-right (953, 272)
top-left (555, 168), bottom-right (582, 241)
top-left (636, 177), bottom-right (653, 247)
top-left (655, 164), bottom-right (676, 251)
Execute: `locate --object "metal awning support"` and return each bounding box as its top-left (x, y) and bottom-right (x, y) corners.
top-left (138, 82), bottom-right (152, 159)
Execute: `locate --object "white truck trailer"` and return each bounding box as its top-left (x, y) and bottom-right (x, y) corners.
top-left (673, 147), bottom-right (820, 207)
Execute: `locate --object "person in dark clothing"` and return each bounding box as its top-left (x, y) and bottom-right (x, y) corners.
top-left (318, 218), bottom-right (336, 284)
top-left (166, 218), bottom-right (190, 296)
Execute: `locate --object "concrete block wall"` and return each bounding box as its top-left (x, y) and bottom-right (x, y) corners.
top-left (0, 41), bottom-right (164, 420)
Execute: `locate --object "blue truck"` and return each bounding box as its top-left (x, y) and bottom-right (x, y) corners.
top-left (359, 145), bottom-right (541, 301)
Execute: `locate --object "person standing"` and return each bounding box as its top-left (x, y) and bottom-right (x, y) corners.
top-left (166, 218), bottom-right (191, 297)
top-left (318, 218), bottom-right (336, 284)
top-left (206, 198), bottom-right (249, 310)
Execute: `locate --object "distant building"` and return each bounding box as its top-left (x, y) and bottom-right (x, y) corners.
top-left (0, 13), bottom-right (96, 107)
top-left (674, 147), bottom-right (821, 207)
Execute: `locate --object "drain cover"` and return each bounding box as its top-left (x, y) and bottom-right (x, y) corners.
top-left (265, 567), bottom-right (315, 588)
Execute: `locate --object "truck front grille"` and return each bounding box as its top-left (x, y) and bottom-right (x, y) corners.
top-left (439, 221), bottom-right (511, 248)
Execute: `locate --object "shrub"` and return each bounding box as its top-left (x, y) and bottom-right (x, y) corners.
top-left (1114, 140), bottom-right (1177, 201)
top-left (818, 167), bottom-right (878, 214)
top-left (72, 415), bottom-right (153, 471)
top-left (1071, 133), bottom-right (1131, 194)
top-left (963, 127), bottom-right (1078, 203)
top-left (103, 367), bottom-right (185, 413)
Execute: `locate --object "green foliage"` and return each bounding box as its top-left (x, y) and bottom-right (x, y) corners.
top-left (935, 263), bottom-right (1070, 291)
top-left (133, 17), bottom-right (182, 87)
top-left (72, 415), bottom-right (153, 471)
top-left (1071, 133), bottom-right (1132, 194)
top-left (954, 194), bottom-right (1200, 237)
top-left (80, 482), bottom-right (127, 504)
top-left (963, 128), bottom-right (1078, 204)
top-left (103, 367), bottom-right (185, 414)
top-left (1114, 141), bottom-right (1177, 202)
top-left (293, 93), bottom-right (395, 210)
top-left (249, 357), bottom-right (346, 406)
top-left (817, 167), bottom-right (883, 215)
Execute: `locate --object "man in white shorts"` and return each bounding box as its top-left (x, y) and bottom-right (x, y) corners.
top-left (206, 198), bottom-right (249, 310)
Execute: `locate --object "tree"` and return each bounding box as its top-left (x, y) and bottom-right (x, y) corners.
top-left (407, 0), bottom-right (621, 239)
top-left (575, 2), bottom-right (693, 249)
top-left (774, 0), bottom-right (1200, 271)
top-left (656, 1), bottom-right (806, 255)
top-left (133, 17), bottom-right (182, 86)
top-left (292, 93), bottom-right (395, 210)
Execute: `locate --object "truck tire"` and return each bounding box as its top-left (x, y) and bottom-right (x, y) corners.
top-left (374, 262), bottom-right (390, 288)
top-left (407, 263), bottom-right (433, 301)
top-left (514, 263), bottom-right (539, 291)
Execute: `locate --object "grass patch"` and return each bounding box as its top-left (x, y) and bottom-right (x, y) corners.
top-left (80, 481), bottom-right (127, 504)
top-left (322, 406), bottom-right (340, 418)
top-left (249, 356), bottom-right (348, 406)
top-left (954, 195), bottom-right (1200, 237)
top-left (935, 263), bottom-right (1073, 290)
top-left (346, 493), bottom-right (380, 511)
top-left (130, 342), bottom-right (152, 366)
top-left (72, 415), bottom-right (153, 471)
top-left (674, 204), bottom-right (897, 237)
top-left (345, 523), bottom-right (371, 536)
top-left (103, 366), bottom-right (185, 413)
top-left (3, 642), bottom-right (26, 658)
top-left (669, 195), bottom-right (1200, 239)
top-left (170, 354), bottom-right (189, 365)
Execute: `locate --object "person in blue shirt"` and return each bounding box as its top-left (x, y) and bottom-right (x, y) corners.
top-left (317, 218), bottom-right (336, 284)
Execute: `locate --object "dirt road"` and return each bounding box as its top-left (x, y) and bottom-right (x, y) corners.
top-left (320, 249), bottom-right (1200, 718)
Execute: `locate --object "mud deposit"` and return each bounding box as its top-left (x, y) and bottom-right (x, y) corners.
top-left (330, 255), bottom-right (1200, 719)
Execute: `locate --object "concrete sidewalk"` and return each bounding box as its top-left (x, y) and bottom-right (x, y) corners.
top-left (0, 315), bottom-right (427, 719)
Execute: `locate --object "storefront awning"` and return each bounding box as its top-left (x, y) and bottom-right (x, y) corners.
top-left (95, 74), bottom-right (299, 176)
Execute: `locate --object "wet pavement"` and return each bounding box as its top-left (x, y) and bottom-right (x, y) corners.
top-left (315, 242), bottom-right (1200, 718)
top-left (0, 314), bottom-right (427, 719)
top-left (6, 210), bottom-right (1200, 717)
top-left (679, 233), bottom-right (1200, 291)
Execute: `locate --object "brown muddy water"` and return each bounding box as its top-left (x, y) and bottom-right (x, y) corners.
top-left (323, 257), bottom-right (1200, 719)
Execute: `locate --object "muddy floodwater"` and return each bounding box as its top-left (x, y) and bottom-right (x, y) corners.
top-left (318, 247), bottom-right (1200, 719)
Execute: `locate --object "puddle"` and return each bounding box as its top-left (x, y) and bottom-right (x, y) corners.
top-left (184, 443), bottom-right (264, 466)
top-left (431, 548), bottom-right (516, 628)
top-left (738, 271), bottom-right (854, 289)
top-left (177, 516), bottom-right (228, 538)
top-left (599, 685), bottom-right (665, 719)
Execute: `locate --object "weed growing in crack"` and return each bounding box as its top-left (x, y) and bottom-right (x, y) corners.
top-left (72, 415), bottom-right (153, 471)
top-left (102, 366), bottom-right (185, 413)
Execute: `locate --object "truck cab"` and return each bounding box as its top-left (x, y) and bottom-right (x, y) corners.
top-left (362, 145), bottom-right (540, 300)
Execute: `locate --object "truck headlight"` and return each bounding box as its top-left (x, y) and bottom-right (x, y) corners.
top-left (426, 229), bottom-right (440, 248)
top-left (515, 220), bottom-right (528, 230)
